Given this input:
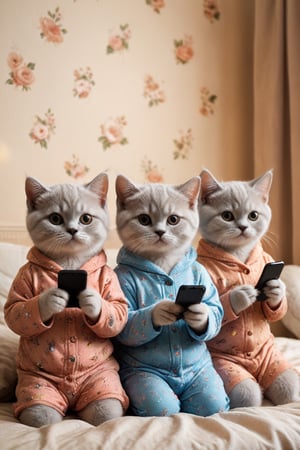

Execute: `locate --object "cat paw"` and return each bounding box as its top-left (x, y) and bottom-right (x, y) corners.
top-left (79, 399), bottom-right (123, 425)
top-left (264, 369), bottom-right (299, 404)
top-left (230, 285), bottom-right (257, 315)
top-left (19, 404), bottom-right (63, 427)
top-left (263, 279), bottom-right (286, 307)
top-left (183, 303), bottom-right (208, 332)
top-left (152, 300), bottom-right (183, 327)
top-left (229, 379), bottom-right (263, 408)
top-left (78, 288), bottom-right (102, 321)
top-left (39, 288), bottom-right (69, 322)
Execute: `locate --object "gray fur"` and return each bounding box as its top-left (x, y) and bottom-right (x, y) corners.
top-left (198, 169), bottom-right (300, 407)
top-left (198, 169), bottom-right (273, 263)
top-left (25, 173), bottom-right (109, 269)
top-left (115, 175), bottom-right (201, 273)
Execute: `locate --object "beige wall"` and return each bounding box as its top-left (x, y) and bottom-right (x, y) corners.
top-left (0, 0), bottom-right (254, 245)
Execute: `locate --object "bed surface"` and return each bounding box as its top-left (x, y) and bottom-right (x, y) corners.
top-left (1, 339), bottom-right (300, 450)
top-left (0, 241), bottom-right (300, 450)
top-left (1, 402), bottom-right (300, 450)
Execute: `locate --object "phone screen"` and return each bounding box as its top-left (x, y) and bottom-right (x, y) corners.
top-left (175, 285), bottom-right (206, 307)
top-left (58, 269), bottom-right (87, 308)
top-left (255, 261), bottom-right (284, 301)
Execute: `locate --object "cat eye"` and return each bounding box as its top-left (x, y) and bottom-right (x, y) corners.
top-left (48, 213), bottom-right (64, 225)
top-left (248, 211), bottom-right (259, 221)
top-left (138, 214), bottom-right (152, 226)
top-left (221, 211), bottom-right (234, 221)
top-left (167, 215), bottom-right (180, 225)
top-left (80, 214), bottom-right (93, 225)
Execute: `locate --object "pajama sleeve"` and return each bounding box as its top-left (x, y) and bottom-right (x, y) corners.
top-left (85, 266), bottom-right (129, 338)
top-left (5, 265), bottom-right (52, 337)
top-left (113, 271), bottom-right (161, 347)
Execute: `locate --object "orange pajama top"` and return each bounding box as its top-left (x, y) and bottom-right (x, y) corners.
top-left (4, 246), bottom-right (128, 380)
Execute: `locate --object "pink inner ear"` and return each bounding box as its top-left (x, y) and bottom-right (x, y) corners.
top-left (25, 177), bottom-right (48, 209)
top-left (176, 177), bottom-right (201, 208)
top-left (189, 178), bottom-right (201, 207)
top-left (251, 171), bottom-right (273, 202)
top-left (201, 184), bottom-right (218, 201)
top-left (99, 191), bottom-right (107, 208)
top-left (99, 178), bottom-right (108, 208)
top-left (86, 173), bottom-right (108, 207)
top-left (200, 176), bottom-right (221, 202)
top-left (116, 175), bottom-right (139, 204)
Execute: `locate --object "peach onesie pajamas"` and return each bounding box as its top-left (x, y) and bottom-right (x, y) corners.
top-left (4, 246), bottom-right (129, 417)
top-left (197, 239), bottom-right (291, 394)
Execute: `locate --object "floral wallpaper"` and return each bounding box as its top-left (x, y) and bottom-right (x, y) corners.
top-left (0, 0), bottom-right (224, 235)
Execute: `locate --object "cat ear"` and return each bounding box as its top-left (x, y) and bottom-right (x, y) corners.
top-left (200, 169), bottom-right (222, 202)
top-left (85, 172), bottom-right (108, 208)
top-left (115, 175), bottom-right (139, 207)
top-left (250, 170), bottom-right (273, 202)
top-left (25, 177), bottom-right (49, 211)
top-left (177, 176), bottom-right (201, 208)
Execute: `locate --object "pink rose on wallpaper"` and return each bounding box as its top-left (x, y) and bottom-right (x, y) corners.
top-left (143, 75), bottom-right (166, 107)
top-left (98, 116), bottom-right (128, 150)
top-left (174, 35), bottom-right (194, 64)
top-left (6, 52), bottom-right (35, 91)
top-left (64, 154), bottom-right (89, 179)
top-left (73, 67), bottom-right (95, 98)
top-left (107, 24), bottom-right (131, 53)
top-left (142, 158), bottom-right (164, 183)
top-left (173, 128), bottom-right (193, 160)
top-left (7, 52), bottom-right (23, 70)
top-left (203, 0), bottom-right (221, 22)
top-left (40, 7), bottom-right (67, 43)
top-left (29, 108), bottom-right (56, 149)
top-left (108, 36), bottom-right (123, 52)
top-left (145, 0), bottom-right (165, 14)
top-left (12, 65), bottom-right (35, 88)
top-left (31, 124), bottom-right (49, 142)
top-left (199, 87), bottom-right (217, 116)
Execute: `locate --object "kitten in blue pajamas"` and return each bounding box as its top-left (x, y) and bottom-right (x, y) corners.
top-left (113, 175), bottom-right (229, 417)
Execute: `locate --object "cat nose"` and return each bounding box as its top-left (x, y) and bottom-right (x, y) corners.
top-left (155, 230), bottom-right (165, 237)
top-left (67, 228), bottom-right (78, 236)
top-left (239, 225), bottom-right (247, 232)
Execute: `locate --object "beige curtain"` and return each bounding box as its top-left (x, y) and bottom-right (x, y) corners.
top-left (253, 0), bottom-right (300, 264)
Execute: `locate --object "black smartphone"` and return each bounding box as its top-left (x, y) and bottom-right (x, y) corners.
top-left (255, 261), bottom-right (284, 301)
top-left (58, 269), bottom-right (87, 308)
top-left (175, 285), bottom-right (206, 307)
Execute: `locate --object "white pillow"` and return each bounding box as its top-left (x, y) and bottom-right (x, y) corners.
top-left (0, 325), bottom-right (18, 401)
top-left (104, 248), bottom-right (119, 268)
top-left (0, 242), bottom-right (28, 400)
top-left (0, 242), bottom-right (29, 325)
top-left (281, 265), bottom-right (300, 339)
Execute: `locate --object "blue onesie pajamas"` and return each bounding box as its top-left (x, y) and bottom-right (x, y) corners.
top-left (114, 246), bottom-right (230, 417)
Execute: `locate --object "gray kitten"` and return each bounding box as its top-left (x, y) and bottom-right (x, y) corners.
top-left (197, 169), bottom-right (299, 408)
top-left (12, 173), bottom-right (127, 427)
top-left (198, 169), bottom-right (272, 263)
top-left (26, 173), bottom-right (109, 269)
top-left (115, 175), bottom-right (200, 273)
top-left (114, 175), bottom-right (230, 417)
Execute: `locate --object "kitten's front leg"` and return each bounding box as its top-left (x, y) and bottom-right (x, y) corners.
top-left (152, 300), bottom-right (184, 327)
top-left (183, 303), bottom-right (208, 333)
top-left (230, 285), bottom-right (257, 315)
top-left (39, 288), bottom-right (69, 322)
top-left (263, 279), bottom-right (286, 308)
top-left (78, 289), bottom-right (102, 322)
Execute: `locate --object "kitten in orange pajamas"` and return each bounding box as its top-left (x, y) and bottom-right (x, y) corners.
top-left (5, 174), bottom-right (129, 427)
top-left (197, 169), bottom-right (299, 408)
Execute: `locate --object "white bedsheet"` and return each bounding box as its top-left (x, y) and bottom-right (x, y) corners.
top-left (1, 338), bottom-right (299, 450)
top-left (1, 242), bottom-right (299, 449)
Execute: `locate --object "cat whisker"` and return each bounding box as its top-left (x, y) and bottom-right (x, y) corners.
top-left (261, 231), bottom-right (279, 252)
